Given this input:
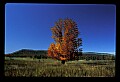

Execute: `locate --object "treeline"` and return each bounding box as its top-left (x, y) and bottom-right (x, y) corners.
top-left (78, 54), bottom-right (115, 60)
top-left (5, 49), bottom-right (115, 60)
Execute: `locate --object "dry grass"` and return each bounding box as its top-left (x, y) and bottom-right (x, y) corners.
top-left (4, 58), bottom-right (115, 77)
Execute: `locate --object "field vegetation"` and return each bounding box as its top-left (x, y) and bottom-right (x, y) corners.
top-left (5, 57), bottom-right (115, 77)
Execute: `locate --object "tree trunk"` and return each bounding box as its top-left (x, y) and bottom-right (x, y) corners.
top-left (61, 60), bottom-right (65, 64)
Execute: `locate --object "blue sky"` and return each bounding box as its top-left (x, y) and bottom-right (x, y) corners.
top-left (5, 3), bottom-right (116, 55)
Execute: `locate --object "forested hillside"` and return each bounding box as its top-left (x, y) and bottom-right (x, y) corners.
top-left (5, 49), bottom-right (115, 60)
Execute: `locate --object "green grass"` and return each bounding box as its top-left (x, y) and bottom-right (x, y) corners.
top-left (4, 57), bottom-right (115, 77)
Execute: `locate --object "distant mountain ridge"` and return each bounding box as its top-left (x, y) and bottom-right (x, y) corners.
top-left (5, 49), bottom-right (114, 56)
top-left (5, 49), bottom-right (48, 58)
top-left (83, 52), bottom-right (114, 55)
top-left (5, 49), bottom-right (115, 60)
top-left (6, 49), bottom-right (47, 54)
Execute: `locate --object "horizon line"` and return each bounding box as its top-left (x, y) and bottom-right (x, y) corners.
top-left (5, 48), bottom-right (115, 55)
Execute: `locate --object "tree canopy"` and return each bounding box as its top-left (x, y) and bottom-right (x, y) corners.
top-left (48, 18), bottom-right (82, 62)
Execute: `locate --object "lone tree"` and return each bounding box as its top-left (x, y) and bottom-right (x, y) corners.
top-left (48, 18), bottom-right (82, 64)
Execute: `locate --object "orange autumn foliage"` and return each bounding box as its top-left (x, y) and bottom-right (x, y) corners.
top-left (48, 18), bottom-right (82, 61)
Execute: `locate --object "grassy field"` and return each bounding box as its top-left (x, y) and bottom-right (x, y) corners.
top-left (4, 57), bottom-right (115, 77)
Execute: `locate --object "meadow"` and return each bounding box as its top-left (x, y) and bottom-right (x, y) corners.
top-left (5, 57), bottom-right (115, 77)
